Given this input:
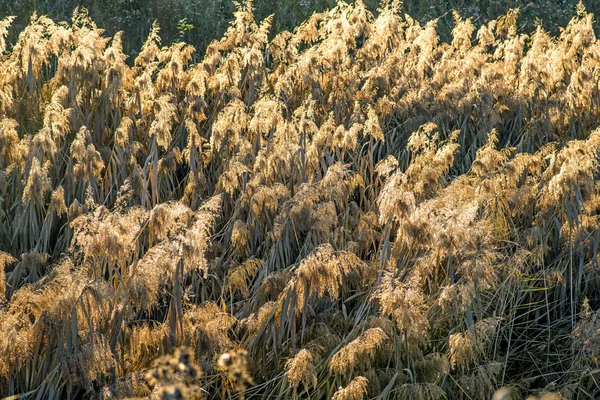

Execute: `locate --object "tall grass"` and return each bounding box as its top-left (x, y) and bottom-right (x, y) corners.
top-left (1, 1), bottom-right (600, 398)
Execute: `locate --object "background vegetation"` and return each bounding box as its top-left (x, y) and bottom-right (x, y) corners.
top-left (3, 0), bottom-right (600, 399)
top-left (3, 0), bottom-right (600, 56)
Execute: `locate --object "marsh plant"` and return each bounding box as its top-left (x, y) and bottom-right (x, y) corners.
top-left (1, 1), bottom-right (600, 398)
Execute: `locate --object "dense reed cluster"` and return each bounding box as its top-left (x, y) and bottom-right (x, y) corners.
top-left (2, 1), bottom-right (600, 398)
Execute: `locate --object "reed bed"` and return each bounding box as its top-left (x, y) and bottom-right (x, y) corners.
top-left (1, 1), bottom-right (600, 398)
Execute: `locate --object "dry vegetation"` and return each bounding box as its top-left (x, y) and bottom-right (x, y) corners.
top-left (2, 1), bottom-right (600, 398)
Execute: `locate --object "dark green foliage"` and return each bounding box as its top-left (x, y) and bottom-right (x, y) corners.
top-left (1, 0), bottom-right (598, 58)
